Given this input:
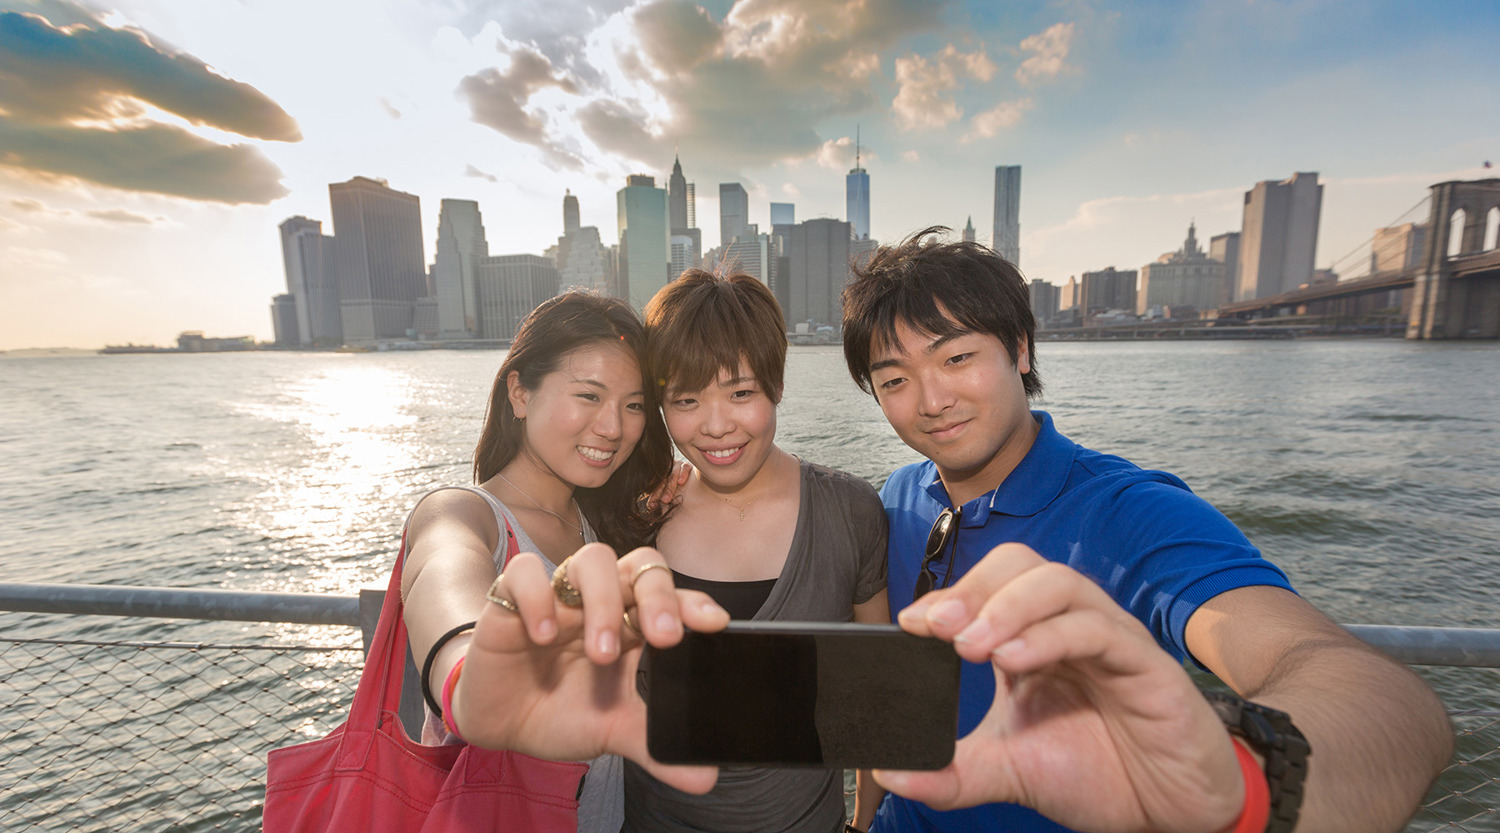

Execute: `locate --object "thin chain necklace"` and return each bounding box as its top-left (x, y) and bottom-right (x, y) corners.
top-left (718, 492), bottom-right (757, 521)
top-left (495, 472), bottom-right (583, 536)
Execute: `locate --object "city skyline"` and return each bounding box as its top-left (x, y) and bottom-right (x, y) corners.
top-left (1, 0), bottom-right (1497, 349)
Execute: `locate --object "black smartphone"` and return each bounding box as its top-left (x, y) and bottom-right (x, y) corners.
top-left (640, 621), bottom-right (960, 770)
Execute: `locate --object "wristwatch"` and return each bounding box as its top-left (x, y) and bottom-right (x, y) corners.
top-left (1200, 689), bottom-right (1311, 833)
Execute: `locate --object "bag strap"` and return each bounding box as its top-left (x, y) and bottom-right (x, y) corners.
top-left (334, 526), bottom-right (411, 769)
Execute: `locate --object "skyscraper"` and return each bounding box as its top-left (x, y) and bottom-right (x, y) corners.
top-left (1209, 232), bottom-right (1241, 308)
top-left (719, 182), bottom-right (749, 249)
top-left (847, 131), bottom-right (870, 241)
top-left (329, 176), bottom-right (426, 343)
top-left (563, 190), bottom-right (580, 236)
top-left (278, 216), bottom-right (342, 346)
top-left (618, 174), bottom-right (669, 310)
top-left (668, 155), bottom-right (700, 278)
top-left (1236, 172), bottom-right (1323, 301)
top-left (786, 218), bottom-right (853, 327)
top-left (993, 165), bottom-right (1021, 265)
top-left (476, 254), bottom-right (559, 340)
top-left (433, 199), bottom-right (489, 339)
top-left (1138, 222), bottom-right (1225, 316)
top-left (963, 216), bottom-right (976, 243)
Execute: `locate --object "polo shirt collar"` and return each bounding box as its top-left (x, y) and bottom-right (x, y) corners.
top-left (921, 410), bottom-right (1074, 522)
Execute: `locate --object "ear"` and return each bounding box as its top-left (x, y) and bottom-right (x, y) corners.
top-left (1016, 345), bottom-right (1031, 376)
top-left (506, 370), bottom-right (529, 419)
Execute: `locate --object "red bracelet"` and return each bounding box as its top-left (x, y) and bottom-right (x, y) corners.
top-left (1227, 736), bottom-right (1271, 833)
top-left (440, 656), bottom-right (466, 743)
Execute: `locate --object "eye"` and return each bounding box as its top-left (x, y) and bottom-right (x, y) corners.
top-left (626, 401), bottom-right (646, 413)
top-left (877, 376), bottom-right (905, 391)
top-left (945, 352), bottom-right (973, 366)
top-left (731, 388), bottom-right (756, 401)
top-left (671, 397), bottom-right (696, 409)
top-left (577, 391), bottom-right (601, 402)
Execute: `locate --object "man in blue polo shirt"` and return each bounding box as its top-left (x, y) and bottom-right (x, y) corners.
top-left (838, 227), bottom-right (1451, 833)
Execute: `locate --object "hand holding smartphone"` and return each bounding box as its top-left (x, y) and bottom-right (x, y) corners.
top-left (641, 621), bottom-right (960, 770)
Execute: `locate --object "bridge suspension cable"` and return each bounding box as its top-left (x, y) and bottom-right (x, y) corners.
top-left (1325, 193), bottom-right (1432, 280)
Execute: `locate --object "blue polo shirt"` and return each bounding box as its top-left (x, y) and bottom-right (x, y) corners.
top-left (872, 411), bottom-right (1293, 833)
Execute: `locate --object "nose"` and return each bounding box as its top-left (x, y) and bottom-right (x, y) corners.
top-left (593, 402), bottom-right (624, 441)
top-left (700, 398), bottom-right (733, 438)
top-left (916, 374), bottom-right (955, 418)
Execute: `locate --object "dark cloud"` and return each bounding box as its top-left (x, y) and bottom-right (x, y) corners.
top-left (0, 10), bottom-right (301, 141)
top-left (9, 196), bottom-right (45, 212)
top-left (460, 0), bottom-right (951, 174)
top-left (458, 46), bottom-right (585, 170)
top-left (86, 208), bottom-right (157, 224)
top-left (464, 164), bottom-right (500, 182)
top-left (0, 119), bottom-right (289, 204)
top-left (0, 4), bottom-right (296, 202)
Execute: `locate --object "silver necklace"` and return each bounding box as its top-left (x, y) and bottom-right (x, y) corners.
top-left (495, 472), bottom-right (583, 536)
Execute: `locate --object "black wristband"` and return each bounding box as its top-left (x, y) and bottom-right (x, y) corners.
top-left (420, 620), bottom-right (477, 716)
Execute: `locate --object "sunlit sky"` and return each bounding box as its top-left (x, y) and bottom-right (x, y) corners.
top-left (1, 0), bottom-right (1497, 350)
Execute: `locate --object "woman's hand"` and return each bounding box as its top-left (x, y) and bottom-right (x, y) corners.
top-left (451, 543), bottom-right (730, 794)
top-left (645, 460), bottom-right (693, 510)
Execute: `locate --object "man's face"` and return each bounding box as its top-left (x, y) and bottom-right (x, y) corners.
top-left (868, 317), bottom-right (1034, 500)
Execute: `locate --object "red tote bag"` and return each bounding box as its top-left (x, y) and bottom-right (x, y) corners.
top-left (264, 529), bottom-right (588, 833)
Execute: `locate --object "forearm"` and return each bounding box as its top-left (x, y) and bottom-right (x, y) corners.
top-left (853, 769), bottom-right (884, 830)
top-left (1232, 640), bottom-right (1452, 832)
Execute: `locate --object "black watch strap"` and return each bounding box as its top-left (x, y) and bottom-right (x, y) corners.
top-left (1201, 689), bottom-right (1311, 833)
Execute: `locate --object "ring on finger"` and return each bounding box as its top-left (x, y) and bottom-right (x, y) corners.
top-left (551, 557), bottom-right (584, 608)
top-left (629, 561), bottom-right (672, 591)
top-left (623, 607), bottom-right (641, 635)
top-left (485, 574), bottom-right (520, 614)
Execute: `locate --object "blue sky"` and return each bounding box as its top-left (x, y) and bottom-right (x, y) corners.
top-left (1, 0), bottom-right (1497, 349)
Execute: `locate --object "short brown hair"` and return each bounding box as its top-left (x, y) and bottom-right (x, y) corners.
top-left (842, 226), bottom-right (1041, 398)
top-left (645, 269), bottom-right (787, 403)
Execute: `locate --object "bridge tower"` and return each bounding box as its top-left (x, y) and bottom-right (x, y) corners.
top-left (1407, 179), bottom-right (1500, 339)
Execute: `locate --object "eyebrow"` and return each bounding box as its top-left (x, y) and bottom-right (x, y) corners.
top-left (572, 377), bottom-right (645, 398)
top-left (868, 331), bottom-right (971, 374)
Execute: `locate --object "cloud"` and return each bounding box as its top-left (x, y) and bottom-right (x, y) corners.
top-left (9, 197), bottom-right (46, 213)
top-left (458, 0), bottom-right (952, 173)
top-left (464, 164), bottom-right (499, 183)
top-left (902, 149), bottom-right (921, 162)
top-left (1016, 22), bottom-right (1074, 86)
top-left (86, 208), bottom-right (157, 224)
top-left (891, 44), bottom-right (997, 131)
top-left (0, 119), bottom-right (290, 204)
top-left (964, 97), bottom-right (1035, 141)
top-left (379, 97), bottom-right (402, 119)
top-left (0, 5), bottom-right (296, 202)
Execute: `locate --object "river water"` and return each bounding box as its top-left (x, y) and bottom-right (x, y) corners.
top-left (2, 339), bottom-right (1498, 827)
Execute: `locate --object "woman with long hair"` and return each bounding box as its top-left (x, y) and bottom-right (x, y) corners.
top-left (400, 291), bottom-right (674, 833)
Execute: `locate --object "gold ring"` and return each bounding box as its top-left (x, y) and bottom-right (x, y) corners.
top-left (485, 574), bottom-right (520, 614)
top-left (551, 557), bottom-right (584, 608)
top-left (623, 608), bottom-right (641, 635)
top-left (629, 561), bottom-right (672, 591)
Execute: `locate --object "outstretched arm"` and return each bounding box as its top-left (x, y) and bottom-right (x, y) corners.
top-left (877, 543), bottom-right (1245, 833)
top-left (1186, 585), bottom-right (1452, 833)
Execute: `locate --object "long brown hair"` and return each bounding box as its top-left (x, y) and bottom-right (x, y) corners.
top-left (473, 291), bottom-right (672, 551)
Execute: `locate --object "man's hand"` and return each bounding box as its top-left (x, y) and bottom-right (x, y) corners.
top-left (876, 543), bottom-right (1244, 833)
top-left (452, 543), bottom-right (730, 794)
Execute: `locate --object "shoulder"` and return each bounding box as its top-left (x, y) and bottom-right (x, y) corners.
top-left (878, 460), bottom-right (935, 504)
top-left (408, 486), bottom-right (504, 543)
top-left (800, 459), bottom-right (885, 517)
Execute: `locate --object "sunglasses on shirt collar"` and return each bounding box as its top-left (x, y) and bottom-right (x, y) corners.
top-left (914, 505), bottom-right (961, 603)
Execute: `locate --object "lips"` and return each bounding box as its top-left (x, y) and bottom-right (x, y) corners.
top-left (699, 444), bottom-right (745, 466)
top-left (577, 445), bottom-right (617, 466)
top-left (924, 419), bottom-right (970, 441)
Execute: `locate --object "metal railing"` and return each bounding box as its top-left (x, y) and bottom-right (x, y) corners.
top-left (1, 583), bottom-right (1497, 832)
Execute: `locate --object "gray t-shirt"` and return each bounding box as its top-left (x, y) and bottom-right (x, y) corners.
top-left (623, 461), bottom-right (889, 833)
top-left (413, 485), bottom-right (625, 833)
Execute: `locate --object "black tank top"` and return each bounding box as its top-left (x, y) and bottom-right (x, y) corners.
top-left (671, 570), bottom-right (778, 620)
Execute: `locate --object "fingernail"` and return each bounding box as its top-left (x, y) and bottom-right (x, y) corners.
top-left (598, 628), bottom-right (617, 656)
top-left (993, 638), bottom-right (1025, 659)
top-left (930, 598), bottom-right (966, 627)
top-left (955, 617), bottom-right (992, 645)
top-left (655, 612), bottom-right (676, 633)
top-left (536, 618), bottom-right (556, 640)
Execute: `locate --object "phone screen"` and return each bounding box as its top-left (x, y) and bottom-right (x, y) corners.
top-left (642, 622), bottom-right (960, 770)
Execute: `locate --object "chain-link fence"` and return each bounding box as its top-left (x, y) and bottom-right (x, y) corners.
top-left (0, 601), bottom-right (1497, 832)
